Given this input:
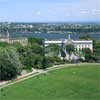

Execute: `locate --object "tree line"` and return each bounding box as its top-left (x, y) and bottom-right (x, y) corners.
top-left (0, 37), bottom-right (100, 81)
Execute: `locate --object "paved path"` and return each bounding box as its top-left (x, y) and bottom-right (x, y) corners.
top-left (0, 63), bottom-right (99, 89)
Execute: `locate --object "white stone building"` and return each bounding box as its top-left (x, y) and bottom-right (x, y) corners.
top-left (44, 34), bottom-right (93, 60)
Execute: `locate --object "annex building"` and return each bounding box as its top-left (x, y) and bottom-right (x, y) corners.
top-left (0, 31), bottom-right (28, 46)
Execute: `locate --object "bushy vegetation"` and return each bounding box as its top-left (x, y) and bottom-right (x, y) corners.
top-left (0, 47), bottom-right (22, 81)
top-left (0, 38), bottom-right (46, 80)
top-left (45, 44), bottom-right (60, 57)
top-left (0, 38), bottom-right (64, 81)
top-left (0, 36), bottom-right (100, 81)
top-left (19, 38), bottom-right (53, 69)
top-left (80, 36), bottom-right (100, 62)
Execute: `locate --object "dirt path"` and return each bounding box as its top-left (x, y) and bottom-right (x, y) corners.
top-left (0, 63), bottom-right (99, 89)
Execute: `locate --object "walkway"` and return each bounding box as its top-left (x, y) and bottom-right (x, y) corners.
top-left (0, 63), bottom-right (99, 89)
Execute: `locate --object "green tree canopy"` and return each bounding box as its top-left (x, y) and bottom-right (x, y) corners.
top-left (0, 46), bottom-right (22, 81)
top-left (28, 37), bottom-right (43, 45)
top-left (66, 44), bottom-right (75, 55)
top-left (82, 48), bottom-right (92, 62)
top-left (46, 44), bottom-right (60, 57)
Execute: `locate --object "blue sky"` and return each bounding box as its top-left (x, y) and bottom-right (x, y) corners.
top-left (0, 0), bottom-right (100, 22)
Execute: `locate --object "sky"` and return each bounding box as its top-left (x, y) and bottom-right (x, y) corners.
top-left (0, 0), bottom-right (100, 22)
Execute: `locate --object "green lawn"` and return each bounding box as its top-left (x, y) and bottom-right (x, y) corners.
top-left (0, 64), bottom-right (100, 100)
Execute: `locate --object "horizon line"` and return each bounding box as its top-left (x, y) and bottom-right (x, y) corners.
top-left (0, 21), bottom-right (100, 24)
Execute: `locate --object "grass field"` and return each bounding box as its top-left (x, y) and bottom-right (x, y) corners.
top-left (0, 64), bottom-right (100, 100)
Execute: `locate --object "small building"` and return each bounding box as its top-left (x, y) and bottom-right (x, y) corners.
top-left (0, 32), bottom-right (28, 46)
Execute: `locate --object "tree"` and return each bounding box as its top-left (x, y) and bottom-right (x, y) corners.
top-left (18, 38), bottom-right (45, 69)
top-left (66, 44), bottom-right (75, 60)
top-left (28, 37), bottom-right (43, 45)
top-left (80, 35), bottom-right (92, 40)
top-left (46, 44), bottom-right (60, 57)
top-left (0, 46), bottom-right (22, 81)
top-left (41, 57), bottom-right (49, 69)
top-left (60, 48), bottom-right (66, 61)
top-left (0, 42), bottom-right (9, 47)
top-left (30, 43), bottom-right (43, 55)
top-left (82, 48), bottom-right (92, 62)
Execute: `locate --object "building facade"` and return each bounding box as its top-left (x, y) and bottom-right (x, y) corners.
top-left (44, 34), bottom-right (93, 59)
top-left (0, 32), bottom-right (28, 46)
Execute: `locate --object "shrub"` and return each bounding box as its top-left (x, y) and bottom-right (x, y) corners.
top-left (0, 46), bottom-right (22, 81)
